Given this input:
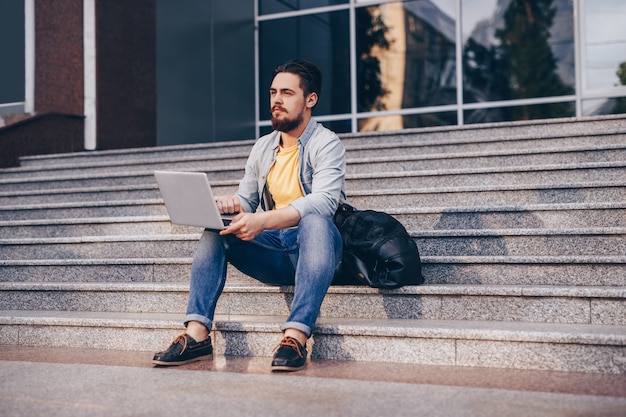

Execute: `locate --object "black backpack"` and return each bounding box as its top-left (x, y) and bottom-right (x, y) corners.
top-left (333, 203), bottom-right (424, 289)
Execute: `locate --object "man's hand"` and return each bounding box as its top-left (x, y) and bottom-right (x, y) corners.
top-left (216, 195), bottom-right (262, 241)
top-left (216, 195), bottom-right (241, 215)
top-left (220, 212), bottom-right (264, 241)
top-left (219, 205), bottom-right (301, 241)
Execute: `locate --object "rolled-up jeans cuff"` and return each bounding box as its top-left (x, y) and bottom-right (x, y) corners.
top-left (280, 321), bottom-right (312, 338)
top-left (184, 314), bottom-right (212, 332)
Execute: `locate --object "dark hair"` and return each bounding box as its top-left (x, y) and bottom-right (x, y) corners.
top-left (272, 59), bottom-right (322, 100)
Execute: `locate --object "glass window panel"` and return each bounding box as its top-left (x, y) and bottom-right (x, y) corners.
top-left (464, 101), bottom-right (575, 124)
top-left (0, 0), bottom-right (25, 104)
top-left (462, 0), bottom-right (575, 104)
top-left (259, 0), bottom-right (348, 15)
top-left (322, 119), bottom-right (352, 134)
top-left (583, 97), bottom-right (626, 116)
top-left (583, 0), bottom-right (626, 90)
top-left (259, 125), bottom-right (274, 137)
top-left (258, 11), bottom-right (351, 119)
top-left (358, 111), bottom-right (457, 132)
top-left (356, 0), bottom-right (457, 114)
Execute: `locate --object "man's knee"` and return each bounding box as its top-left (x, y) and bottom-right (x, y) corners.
top-left (298, 214), bottom-right (341, 259)
top-left (299, 213), bottom-right (333, 231)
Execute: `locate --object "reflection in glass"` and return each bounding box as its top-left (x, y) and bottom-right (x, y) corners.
top-left (259, 0), bottom-right (348, 15)
top-left (322, 119), bottom-right (352, 134)
top-left (258, 11), bottom-right (351, 118)
top-left (583, 98), bottom-right (626, 116)
top-left (462, 0), bottom-right (575, 120)
top-left (356, 0), bottom-right (457, 131)
top-left (584, 0), bottom-right (626, 90)
top-left (256, 0), bottom-right (623, 132)
top-left (0, 0), bottom-right (25, 104)
top-left (358, 111), bottom-right (457, 132)
top-left (465, 101), bottom-right (575, 124)
top-left (259, 125), bottom-right (274, 137)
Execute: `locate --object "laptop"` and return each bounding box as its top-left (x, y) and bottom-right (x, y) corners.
top-left (154, 170), bottom-right (235, 230)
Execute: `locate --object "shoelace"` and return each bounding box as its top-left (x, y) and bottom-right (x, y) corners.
top-left (274, 336), bottom-right (304, 357)
top-left (172, 334), bottom-right (189, 355)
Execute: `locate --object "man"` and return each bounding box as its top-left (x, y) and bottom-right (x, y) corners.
top-left (152, 59), bottom-right (346, 371)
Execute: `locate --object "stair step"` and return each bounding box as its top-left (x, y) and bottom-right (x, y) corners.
top-left (1, 159), bottom-right (624, 194)
top-left (1, 228), bottom-right (624, 259)
top-left (0, 198), bottom-right (168, 220)
top-left (4, 143), bottom-right (623, 179)
top-left (346, 135), bottom-right (626, 154)
top-left (0, 155), bottom-right (248, 180)
top-left (0, 234), bottom-right (198, 259)
top-left (350, 183), bottom-right (626, 210)
top-left (348, 145), bottom-right (626, 174)
top-left (1, 310), bottom-right (624, 373)
top-left (392, 202), bottom-right (626, 230)
top-left (0, 170), bottom-right (238, 193)
top-left (0, 216), bottom-right (197, 238)
top-left (0, 171), bottom-right (157, 193)
top-left (0, 257), bottom-right (193, 283)
top-left (1, 282), bottom-right (624, 325)
top-left (341, 115), bottom-right (626, 147)
top-left (1, 199), bottom-right (622, 230)
top-left (2, 179), bottom-right (624, 209)
top-left (16, 140), bottom-right (255, 168)
top-left (1, 256), bottom-right (624, 286)
top-left (347, 162), bottom-right (625, 191)
top-left (16, 141), bottom-right (255, 168)
top-left (0, 184), bottom-right (163, 206)
top-left (0, 183), bottom-right (237, 206)
top-left (417, 228), bottom-right (626, 257)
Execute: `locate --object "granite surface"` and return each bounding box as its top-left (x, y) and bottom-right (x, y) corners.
top-left (2, 359), bottom-right (625, 417)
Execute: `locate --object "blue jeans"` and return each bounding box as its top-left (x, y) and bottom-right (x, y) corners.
top-left (184, 214), bottom-right (343, 337)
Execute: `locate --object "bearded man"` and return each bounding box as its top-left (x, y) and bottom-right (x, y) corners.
top-left (152, 59), bottom-right (346, 372)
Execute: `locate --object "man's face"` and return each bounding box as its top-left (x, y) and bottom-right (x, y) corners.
top-left (269, 72), bottom-right (308, 133)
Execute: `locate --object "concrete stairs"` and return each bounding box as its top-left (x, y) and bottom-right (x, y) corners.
top-left (0, 115), bottom-right (625, 374)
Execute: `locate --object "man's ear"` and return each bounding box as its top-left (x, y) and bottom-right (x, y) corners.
top-left (306, 92), bottom-right (318, 109)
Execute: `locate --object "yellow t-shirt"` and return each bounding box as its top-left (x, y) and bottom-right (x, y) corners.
top-left (267, 144), bottom-right (304, 209)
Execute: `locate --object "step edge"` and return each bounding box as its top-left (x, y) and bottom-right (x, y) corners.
top-left (2, 310), bottom-right (624, 345)
top-left (2, 281), bottom-right (624, 298)
top-left (1, 255), bottom-right (625, 266)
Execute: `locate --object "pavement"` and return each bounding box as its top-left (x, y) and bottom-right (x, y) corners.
top-left (1, 346), bottom-right (625, 417)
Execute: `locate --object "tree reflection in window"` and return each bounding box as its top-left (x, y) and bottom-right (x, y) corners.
top-left (464, 0), bottom-right (574, 121)
top-left (356, 6), bottom-right (390, 113)
top-left (615, 62), bottom-right (626, 114)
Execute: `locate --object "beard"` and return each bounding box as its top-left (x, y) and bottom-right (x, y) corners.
top-left (271, 108), bottom-right (304, 133)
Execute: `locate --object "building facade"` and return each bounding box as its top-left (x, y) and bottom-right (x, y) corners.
top-left (0, 0), bottom-right (625, 153)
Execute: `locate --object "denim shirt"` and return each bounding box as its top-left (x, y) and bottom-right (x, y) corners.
top-left (235, 118), bottom-right (346, 219)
